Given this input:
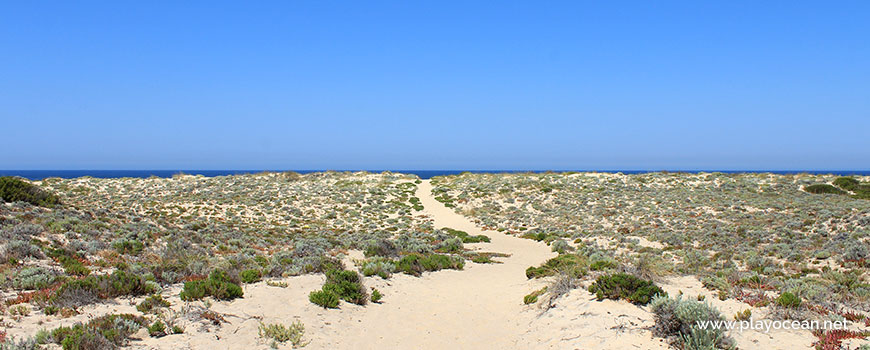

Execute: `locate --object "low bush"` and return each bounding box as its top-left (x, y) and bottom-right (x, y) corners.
top-left (588, 273), bottom-right (665, 305)
top-left (147, 320), bottom-right (166, 337)
top-left (394, 253), bottom-right (464, 276)
top-left (309, 290), bottom-right (339, 308)
top-left (240, 269), bottom-right (262, 284)
top-left (10, 267), bottom-right (63, 290)
top-left (259, 321), bottom-right (306, 347)
top-left (179, 270), bottom-right (243, 301)
top-left (112, 240), bottom-right (144, 255)
top-left (650, 295), bottom-right (734, 350)
top-left (775, 291), bottom-right (802, 308)
top-left (804, 184), bottom-right (846, 195)
top-left (136, 294), bottom-right (170, 313)
top-left (525, 254), bottom-right (586, 279)
top-left (363, 239), bottom-right (398, 258)
top-left (524, 286), bottom-right (548, 305)
top-left (443, 227), bottom-right (490, 243)
top-left (371, 288), bottom-right (383, 303)
top-left (0, 176), bottom-right (60, 207)
top-left (834, 177), bottom-right (861, 191)
top-left (322, 269), bottom-right (368, 305)
top-left (52, 270), bottom-right (157, 307)
top-left (49, 313), bottom-right (147, 350)
top-left (360, 257), bottom-right (394, 279)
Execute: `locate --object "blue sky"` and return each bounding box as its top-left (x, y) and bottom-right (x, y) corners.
top-left (1, 1), bottom-right (868, 170)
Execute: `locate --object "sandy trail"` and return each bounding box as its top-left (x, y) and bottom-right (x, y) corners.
top-left (128, 179), bottom-right (555, 349)
top-left (333, 180), bottom-right (556, 349)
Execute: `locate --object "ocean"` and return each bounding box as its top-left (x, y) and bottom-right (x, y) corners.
top-left (1, 170), bottom-right (869, 180)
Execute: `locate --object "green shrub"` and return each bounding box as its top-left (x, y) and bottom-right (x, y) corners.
top-left (322, 269), bottom-right (368, 305)
top-left (179, 270), bottom-right (243, 301)
top-left (443, 227), bottom-right (490, 243)
top-left (52, 270), bottom-right (156, 307)
top-left (360, 257), bottom-right (395, 279)
top-left (147, 321), bottom-right (166, 337)
top-left (112, 240), bottom-right (144, 255)
top-left (589, 259), bottom-right (618, 271)
top-left (804, 184), bottom-right (846, 195)
top-left (11, 267), bottom-right (63, 290)
top-left (240, 269), bottom-right (262, 284)
top-left (136, 294), bottom-right (170, 313)
top-left (371, 288), bottom-right (383, 303)
top-left (525, 254), bottom-right (586, 279)
top-left (775, 292), bottom-right (802, 308)
top-left (650, 295), bottom-right (733, 350)
top-left (524, 287), bottom-right (548, 305)
top-left (394, 253), bottom-right (464, 276)
top-left (259, 321), bottom-right (306, 347)
top-left (834, 177), bottom-right (861, 191)
top-left (50, 313), bottom-right (147, 350)
top-left (0, 176), bottom-right (60, 207)
top-left (588, 273), bottom-right (665, 305)
top-left (309, 290), bottom-right (339, 308)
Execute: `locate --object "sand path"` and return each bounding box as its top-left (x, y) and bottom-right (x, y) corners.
top-left (326, 180), bottom-right (556, 348)
top-left (126, 179), bottom-right (556, 349)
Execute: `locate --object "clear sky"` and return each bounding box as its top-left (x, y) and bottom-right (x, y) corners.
top-left (1, 1), bottom-right (868, 170)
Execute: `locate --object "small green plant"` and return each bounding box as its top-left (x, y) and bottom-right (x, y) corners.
top-left (394, 253), bottom-right (464, 276)
top-left (179, 270), bottom-right (243, 301)
top-left (525, 254), bottom-right (586, 279)
top-left (775, 292), bottom-right (802, 308)
top-left (308, 290), bottom-right (339, 308)
top-left (266, 280), bottom-right (288, 288)
top-left (734, 309), bottom-right (751, 321)
top-left (136, 294), bottom-right (170, 313)
top-left (524, 287), bottom-right (548, 305)
top-left (258, 321), bottom-right (306, 347)
top-left (650, 295), bottom-right (734, 350)
top-left (147, 320), bottom-right (166, 337)
top-left (588, 273), bottom-right (665, 305)
top-left (321, 269), bottom-right (368, 305)
top-left (371, 288), bottom-right (383, 303)
top-left (240, 269), bottom-right (262, 284)
top-left (442, 227), bottom-right (490, 243)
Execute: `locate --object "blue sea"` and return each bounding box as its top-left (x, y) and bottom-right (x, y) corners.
top-left (1, 170), bottom-right (869, 180)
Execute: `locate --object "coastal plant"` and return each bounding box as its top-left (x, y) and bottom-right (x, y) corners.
top-left (9, 267), bottom-right (62, 290)
top-left (525, 253), bottom-right (586, 279)
top-left (523, 286), bottom-right (548, 305)
top-left (322, 269), bottom-right (368, 305)
top-left (0, 176), bottom-right (60, 207)
top-left (775, 291), bottom-right (802, 308)
top-left (136, 294), bottom-right (170, 313)
top-left (240, 269), bottom-right (262, 284)
top-left (308, 290), bottom-right (339, 309)
top-left (394, 253), bottom-right (464, 276)
top-left (359, 257), bottom-right (395, 279)
top-left (48, 313), bottom-right (148, 350)
top-left (442, 227), bottom-right (490, 243)
top-left (588, 273), bottom-right (665, 305)
top-left (179, 270), bottom-right (243, 301)
top-left (804, 184), bottom-right (846, 195)
top-left (52, 270), bottom-right (157, 307)
top-left (258, 321), bottom-right (306, 348)
top-left (650, 295), bottom-right (734, 350)
top-left (371, 288), bottom-right (383, 303)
